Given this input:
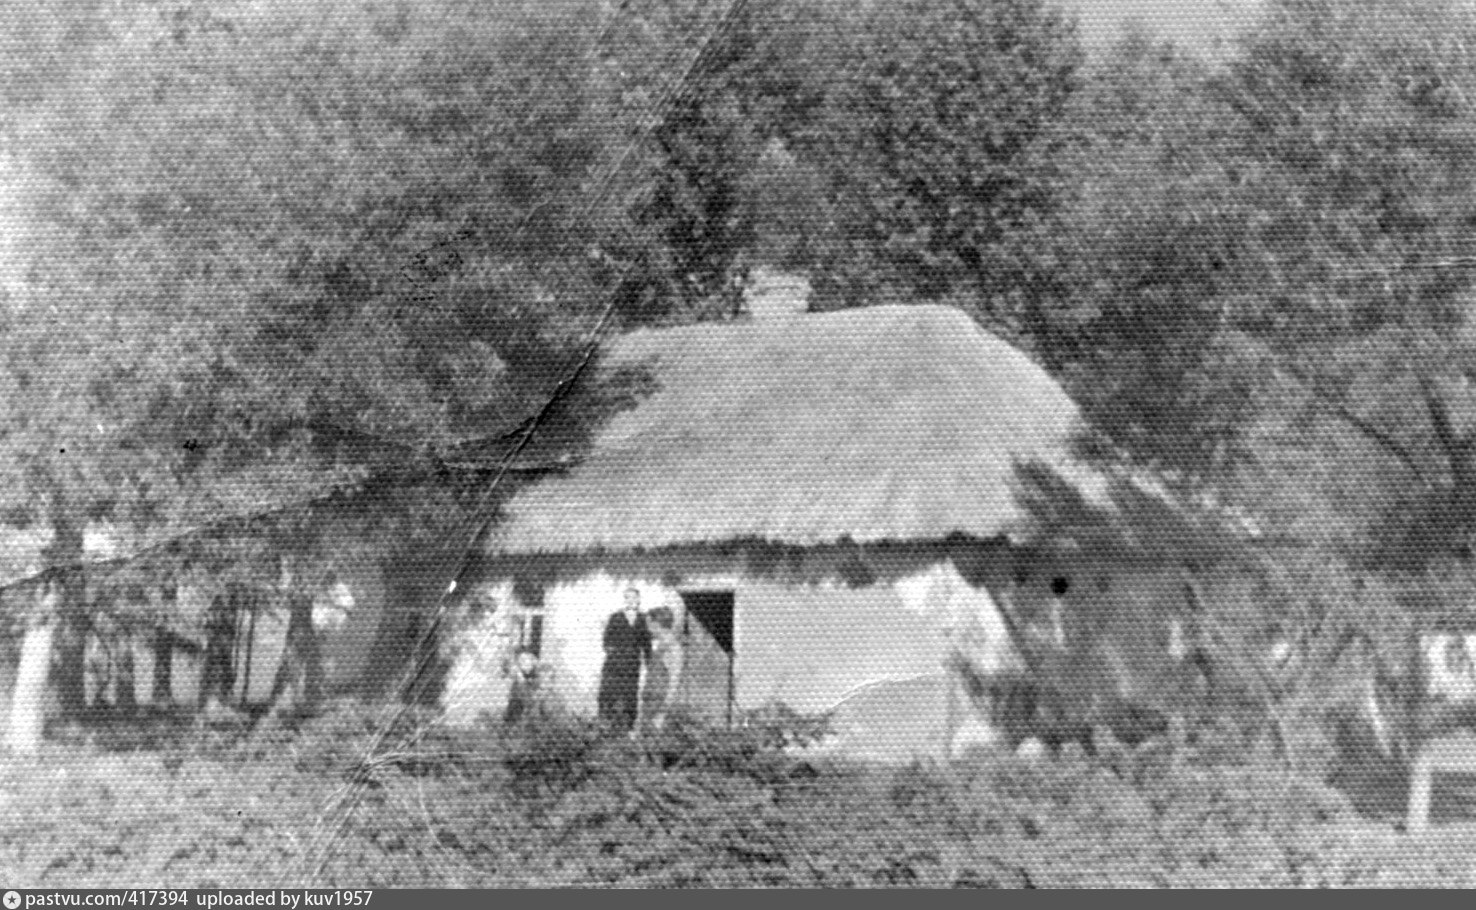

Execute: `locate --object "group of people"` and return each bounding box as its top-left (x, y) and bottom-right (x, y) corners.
top-left (596, 587), bottom-right (684, 734)
top-left (502, 587), bottom-right (684, 735)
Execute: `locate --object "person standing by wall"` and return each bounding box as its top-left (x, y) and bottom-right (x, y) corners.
top-left (268, 586), bottom-right (323, 719)
top-left (641, 602), bottom-right (684, 733)
top-left (598, 587), bottom-right (651, 734)
top-left (503, 647), bottom-right (545, 725)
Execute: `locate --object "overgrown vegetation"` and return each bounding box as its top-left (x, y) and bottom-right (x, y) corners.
top-left (6, 0), bottom-right (1476, 886)
top-left (4, 702), bottom-right (1475, 888)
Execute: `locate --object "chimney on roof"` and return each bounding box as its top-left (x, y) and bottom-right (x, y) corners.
top-left (743, 266), bottom-right (811, 320)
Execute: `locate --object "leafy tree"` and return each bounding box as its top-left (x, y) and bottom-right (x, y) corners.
top-left (1062, 0), bottom-right (1476, 562)
top-left (0, 0), bottom-right (661, 749)
top-left (1046, 0), bottom-right (1476, 749)
top-left (609, 0), bottom-right (841, 321)
top-left (1050, 27), bottom-right (1251, 477)
top-left (621, 0), bottom-right (1083, 326)
top-left (807, 0), bottom-right (1083, 323)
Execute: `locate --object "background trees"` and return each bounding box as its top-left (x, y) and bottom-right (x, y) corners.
top-left (621, 0), bottom-right (1084, 332)
top-left (0, 0), bottom-right (676, 746)
top-left (1048, 0), bottom-right (1476, 751)
top-left (6, 0), bottom-right (1476, 763)
top-left (805, 0), bottom-right (1082, 330)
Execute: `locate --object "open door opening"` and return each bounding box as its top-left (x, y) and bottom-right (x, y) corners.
top-left (675, 591), bottom-right (735, 727)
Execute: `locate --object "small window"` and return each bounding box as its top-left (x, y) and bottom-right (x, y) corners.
top-left (515, 610), bottom-right (545, 657)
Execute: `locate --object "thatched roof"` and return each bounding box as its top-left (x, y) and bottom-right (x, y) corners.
top-left (486, 303), bottom-right (1104, 555)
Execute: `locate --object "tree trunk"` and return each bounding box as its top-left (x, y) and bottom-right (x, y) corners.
top-left (200, 588), bottom-right (239, 711)
top-left (51, 581), bottom-right (87, 716)
top-left (46, 494), bottom-right (89, 718)
top-left (238, 593), bottom-right (258, 707)
top-left (151, 585), bottom-right (178, 706)
top-left (152, 626), bottom-right (174, 706)
top-left (269, 592), bottom-right (322, 716)
top-left (5, 584), bottom-right (60, 755)
top-left (114, 631), bottom-right (136, 713)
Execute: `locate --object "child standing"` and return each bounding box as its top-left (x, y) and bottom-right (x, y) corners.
top-left (503, 647), bottom-right (544, 725)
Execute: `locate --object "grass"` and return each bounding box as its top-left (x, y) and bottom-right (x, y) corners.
top-left (1, 701), bottom-right (1474, 888)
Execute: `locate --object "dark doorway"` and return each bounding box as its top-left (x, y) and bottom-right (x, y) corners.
top-left (676, 591), bottom-right (735, 726)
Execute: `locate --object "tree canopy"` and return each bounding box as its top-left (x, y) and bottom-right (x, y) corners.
top-left (1058, 0), bottom-right (1476, 570)
top-left (9, 0), bottom-right (1476, 742)
top-left (0, 0), bottom-right (696, 718)
top-left (0, 0), bottom-right (652, 549)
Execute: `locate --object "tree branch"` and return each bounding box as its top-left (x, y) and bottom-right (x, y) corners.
top-left (1417, 370), bottom-right (1475, 492)
top-left (1271, 359), bottom-right (1440, 494)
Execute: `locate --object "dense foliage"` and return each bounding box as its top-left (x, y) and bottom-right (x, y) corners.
top-left (0, 0), bottom-right (1100, 729)
top-left (628, 0), bottom-right (1083, 328)
top-left (0, 0), bottom-right (703, 713)
top-left (1041, 0), bottom-right (1476, 748)
top-left (7, 0), bottom-right (1476, 879)
top-left (3, 704), bottom-right (1474, 888)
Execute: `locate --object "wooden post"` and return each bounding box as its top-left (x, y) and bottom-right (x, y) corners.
top-left (1406, 730), bottom-right (1476, 833)
top-left (1407, 752), bottom-right (1435, 834)
top-left (942, 653), bottom-right (962, 761)
top-left (238, 591), bottom-right (258, 708)
top-left (151, 585), bottom-right (177, 707)
top-left (152, 626), bottom-right (174, 706)
top-left (115, 627), bottom-right (136, 713)
top-left (200, 588), bottom-right (238, 712)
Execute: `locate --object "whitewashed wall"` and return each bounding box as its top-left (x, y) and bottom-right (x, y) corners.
top-left (452, 559), bottom-right (1023, 761)
top-left (742, 561), bottom-right (1019, 760)
top-left (544, 574), bottom-right (681, 715)
top-left (1422, 632), bottom-right (1476, 703)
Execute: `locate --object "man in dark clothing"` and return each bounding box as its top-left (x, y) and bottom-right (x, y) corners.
top-left (598, 588), bottom-right (651, 733)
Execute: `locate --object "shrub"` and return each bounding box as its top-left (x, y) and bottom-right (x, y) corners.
top-left (9, 696), bottom-right (1476, 887)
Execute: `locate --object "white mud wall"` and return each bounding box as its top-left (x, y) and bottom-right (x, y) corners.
top-left (752, 561), bottom-right (1018, 761)
top-left (450, 561), bottom-right (1021, 761)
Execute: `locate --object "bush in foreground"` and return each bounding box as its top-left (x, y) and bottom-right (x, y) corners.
top-left (4, 702), bottom-right (1476, 887)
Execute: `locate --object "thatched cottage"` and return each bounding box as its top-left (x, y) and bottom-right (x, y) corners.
top-left (452, 282), bottom-right (1214, 760)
